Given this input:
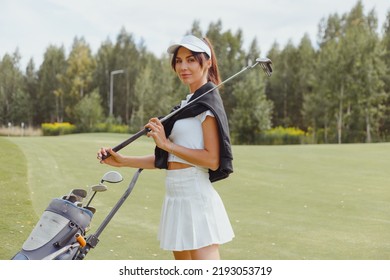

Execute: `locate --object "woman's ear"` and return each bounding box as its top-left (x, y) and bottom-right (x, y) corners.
top-left (206, 59), bottom-right (212, 69)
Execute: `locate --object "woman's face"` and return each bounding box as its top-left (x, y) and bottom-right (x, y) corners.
top-left (174, 47), bottom-right (210, 92)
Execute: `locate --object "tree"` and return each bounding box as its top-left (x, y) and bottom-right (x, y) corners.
top-left (37, 45), bottom-right (66, 123)
top-left (23, 59), bottom-right (38, 126)
top-left (266, 40), bottom-right (300, 128)
top-left (315, 15), bottom-right (343, 143)
top-left (309, 1), bottom-right (386, 143)
top-left (205, 20), bottom-right (247, 118)
top-left (94, 39), bottom-right (115, 116)
top-left (61, 37), bottom-right (96, 122)
top-left (230, 70), bottom-right (273, 144)
top-left (74, 90), bottom-right (104, 131)
top-left (296, 34), bottom-right (316, 128)
top-left (340, 2), bottom-right (386, 142)
top-left (380, 9), bottom-right (390, 139)
top-left (112, 28), bottom-right (141, 124)
top-left (3, 14), bottom-right (390, 142)
top-left (0, 50), bottom-right (26, 125)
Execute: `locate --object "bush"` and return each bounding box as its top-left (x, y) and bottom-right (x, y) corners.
top-left (258, 126), bottom-right (307, 145)
top-left (108, 124), bottom-right (129, 134)
top-left (92, 122), bottom-right (129, 134)
top-left (41, 122), bottom-right (77, 136)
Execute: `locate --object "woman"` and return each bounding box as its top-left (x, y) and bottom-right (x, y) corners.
top-left (97, 34), bottom-right (234, 260)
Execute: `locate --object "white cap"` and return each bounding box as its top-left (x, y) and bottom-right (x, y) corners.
top-left (167, 35), bottom-right (211, 58)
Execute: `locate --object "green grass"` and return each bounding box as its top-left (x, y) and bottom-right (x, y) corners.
top-left (0, 137), bottom-right (37, 258)
top-left (1, 134), bottom-right (390, 260)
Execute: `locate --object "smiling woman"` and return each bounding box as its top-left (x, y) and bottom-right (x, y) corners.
top-left (97, 35), bottom-right (235, 260)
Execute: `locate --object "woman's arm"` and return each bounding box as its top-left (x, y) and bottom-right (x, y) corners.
top-left (171, 116), bottom-right (220, 170)
top-left (146, 116), bottom-right (220, 171)
top-left (98, 148), bottom-right (156, 169)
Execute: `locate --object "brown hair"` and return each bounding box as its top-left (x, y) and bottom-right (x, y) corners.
top-left (171, 37), bottom-right (221, 85)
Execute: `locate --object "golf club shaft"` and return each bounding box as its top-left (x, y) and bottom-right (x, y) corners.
top-left (102, 58), bottom-right (271, 160)
top-left (102, 65), bottom-right (250, 159)
top-left (95, 168), bottom-right (143, 238)
top-left (85, 191), bottom-right (97, 208)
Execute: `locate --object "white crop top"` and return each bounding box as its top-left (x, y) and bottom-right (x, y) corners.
top-left (168, 94), bottom-right (214, 166)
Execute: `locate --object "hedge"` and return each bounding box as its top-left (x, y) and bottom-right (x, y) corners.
top-left (41, 122), bottom-right (77, 136)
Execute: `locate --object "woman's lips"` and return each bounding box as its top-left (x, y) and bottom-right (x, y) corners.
top-left (180, 73), bottom-right (191, 79)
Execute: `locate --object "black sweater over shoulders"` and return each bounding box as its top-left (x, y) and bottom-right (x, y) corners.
top-left (154, 82), bottom-right (233, 182)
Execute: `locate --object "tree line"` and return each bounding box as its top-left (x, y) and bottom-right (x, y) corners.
top-left (1, 1), bottom-right (389, 144)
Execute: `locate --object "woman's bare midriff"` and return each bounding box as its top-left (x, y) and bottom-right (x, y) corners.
top-left (168, 162), bottom-right (193, 170)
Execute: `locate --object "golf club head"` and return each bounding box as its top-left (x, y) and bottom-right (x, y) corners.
top-left (255, 57), bottom-right (273, 77)
top-left (84, 206), bottom-right (96, 214)
top-left (71, 189), bottom-right (87, 199)
top-left (84, 184), bottom-right (107, 208)
top-left (62, 194), bottom-right (78, 203)
top-left (100, 171), bottom-right (123, 184)
top-left (91, 184), bottom-right (108, 192)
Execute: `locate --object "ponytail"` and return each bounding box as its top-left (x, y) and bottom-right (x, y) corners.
top-left (202, 38), bottom-right (221, 85)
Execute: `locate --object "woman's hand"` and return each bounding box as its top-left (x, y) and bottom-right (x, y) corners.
top-left (145, 117), bottom-right (170, 151)
top-left (97, 147), bottom-right (125, 167)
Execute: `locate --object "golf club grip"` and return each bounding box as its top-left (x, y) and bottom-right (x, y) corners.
top-left (101, 128), bottom-right (149, 160)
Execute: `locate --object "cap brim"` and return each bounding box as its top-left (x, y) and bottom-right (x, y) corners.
top-left (167, 43), bottom-right (206, 55)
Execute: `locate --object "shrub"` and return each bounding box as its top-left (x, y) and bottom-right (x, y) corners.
top-left (92, 122), bottom-right (129, 134)
top-left (41, 122), bottom-right (77, 136)
top-left (108, 124), bottom-right (129, 134)
top-left (258, 126), bottom-right (307, 145)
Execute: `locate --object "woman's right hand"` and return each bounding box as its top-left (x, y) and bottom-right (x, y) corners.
top-left (97, 147), bottom-right (124, 167)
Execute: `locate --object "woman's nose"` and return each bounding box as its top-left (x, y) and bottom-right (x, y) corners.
top-left (179, 61), bottom-right (188, 70)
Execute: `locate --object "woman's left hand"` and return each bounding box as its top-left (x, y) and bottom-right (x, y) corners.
top-left (145, 117), bottom-right (170, 150)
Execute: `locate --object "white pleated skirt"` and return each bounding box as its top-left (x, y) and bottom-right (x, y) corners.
top-left (158, 167), bottom-right (234, 251)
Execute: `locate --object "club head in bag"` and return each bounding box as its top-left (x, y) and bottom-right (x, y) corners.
top-left (84, 206), bottom-right (96, 214)
top-left (72, 189), bottom-right (87, 198)
top-left (100, 171), bottom-right (123, 184)
top-left (64, 188), bottom-right (87, 203)
top-left (91, 184), bottom-right (108, 192)
top-left (84, 184), bottom-right (107, 208)
top-left (62, 194), bottom-right (78, 203)
top-left (84, 171), bottom-right (123, 208)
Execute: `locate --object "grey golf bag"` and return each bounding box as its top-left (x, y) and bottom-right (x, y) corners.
top-left (12, 197), bottom-right (93, 260)
top-left (11, 170), bottom-right (139, 260)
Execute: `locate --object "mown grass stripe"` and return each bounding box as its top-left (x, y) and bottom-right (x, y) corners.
top-left (0, 137), bottom-right (37, 259)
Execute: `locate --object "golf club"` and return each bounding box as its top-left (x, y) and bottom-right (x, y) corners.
top-left (84, 171), bottom-right (123, 207)
top-left (64, 188), bottom-right (87, 203)
top-left (84, 184), bottom-right (107, 208)
top-left (101, 57), bottom-right (273, 160)
top-left (75, 168), bottom-right (143, 260)
top-left (100, 170), bottom-right (123, 184)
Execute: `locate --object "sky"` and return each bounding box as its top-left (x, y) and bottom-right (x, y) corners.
top-left (1, 0), bottom-right (389, 69)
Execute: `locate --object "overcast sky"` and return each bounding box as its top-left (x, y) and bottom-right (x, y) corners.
top-left (1, 0), bottom-right (389, 69)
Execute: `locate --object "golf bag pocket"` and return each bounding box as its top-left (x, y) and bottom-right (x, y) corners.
top-left (12, 198), bottom-right (93, 260)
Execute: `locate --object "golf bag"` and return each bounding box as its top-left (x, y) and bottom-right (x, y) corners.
top-left (12, 169), bottom-right (140, 260)
top-left (12, 197), bottom-right (93, 260)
